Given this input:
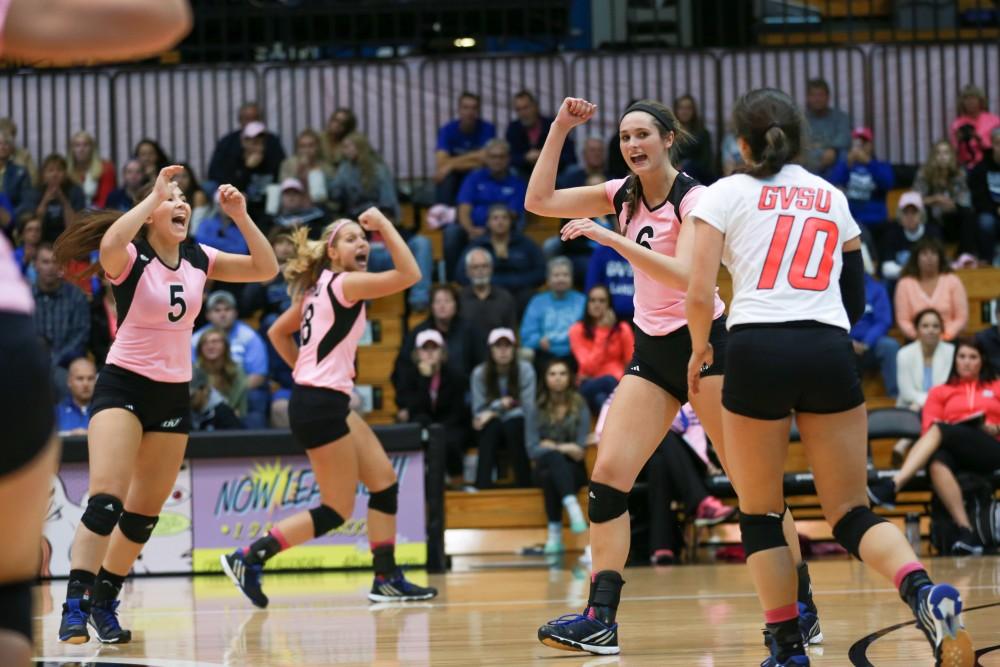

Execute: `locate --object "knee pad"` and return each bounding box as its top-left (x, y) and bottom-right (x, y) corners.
top-left (368, 482), bottom-right (398, 515)
top-left (81, 493), bottom-right (124, 536)
top-left (0, 580), bottom-right (32, 643)
top-left (832, 506), bottom-right (888, 560)
top-left (118, 511), bottom-right (159, 544)
top-left (309, 504), bottom-right (346, 537)
top-left (739, 511), bottom-right (787, 557)
top-left (587, 481), bottom-right (629, 523)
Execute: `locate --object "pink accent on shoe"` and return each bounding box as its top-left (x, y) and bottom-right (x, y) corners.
top-left (370, 539), bottom-right (395, 551)
top-left (763, 603), bottom-right (799, 624)
top-left (270, 527), bottom-right (291, 551)
top-left (586, 607), bottom-right (596, 620)
top-left (696, 496), bottom-right (730, 520)
top-left (893, 562), bottom-right (925, 590)
top-left (591, 572), bottom-right (597, 583)
top-left (241, 546), bottom-right (250, 555)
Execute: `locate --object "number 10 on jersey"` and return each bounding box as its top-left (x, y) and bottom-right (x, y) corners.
top-left (757, 214), bottom-right (840, 292)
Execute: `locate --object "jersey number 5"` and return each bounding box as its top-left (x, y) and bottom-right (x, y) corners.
top-left (757, 215), bottom-right (839, 291)
top-left (167, 284), bottom-right (187, 322)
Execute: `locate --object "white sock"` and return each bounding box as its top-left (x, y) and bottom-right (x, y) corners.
top-left (563, 495), bottom-right (585, 525)
top-left (547, 522), bottom-right (562, 543)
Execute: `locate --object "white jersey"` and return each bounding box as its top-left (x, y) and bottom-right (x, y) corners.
top-left (691, 164), bottom-right (861, 331)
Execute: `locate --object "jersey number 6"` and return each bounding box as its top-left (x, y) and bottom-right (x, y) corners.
top-left (757, 214), bottom-right (839, 292)
top-left (167, 284), bottom-right (187, 323)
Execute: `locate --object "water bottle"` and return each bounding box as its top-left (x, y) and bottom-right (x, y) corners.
top-left (905, 512), bottom-right (921, 555)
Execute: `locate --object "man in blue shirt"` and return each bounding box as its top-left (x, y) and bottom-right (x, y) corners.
top-left (446, 139), bottom-right (527, 279)
top-left (828, 127), bottom-right (894, 235)
top-left (192, 291), bottom-right (269, 427)
top-left (194, 203), bottom-right (251, 255)
top-left (849, 268), bottom-right (899, 398)
top-left (57, 357), bottom-right (96, 435)
top-left (435, 91), bottom-right (496, 205)
top-left (520, 257), bottom-right (586, 376)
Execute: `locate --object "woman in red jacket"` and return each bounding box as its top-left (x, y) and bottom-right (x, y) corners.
top-left (869, 337), bottom-right (1000, 554)
top-left (569, 285), bottom-right (634, 413)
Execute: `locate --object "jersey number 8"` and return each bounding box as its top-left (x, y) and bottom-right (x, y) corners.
top-left (757, 214), bottom-right (839, 292)
top-left (301, 303), bottom-right (315, 344)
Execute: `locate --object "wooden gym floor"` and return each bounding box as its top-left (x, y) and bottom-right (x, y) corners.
top-left (32, 556), bottom-right (1000, 666)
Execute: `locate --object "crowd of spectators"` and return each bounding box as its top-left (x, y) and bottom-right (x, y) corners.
top-left (3, 77), bottom-right (998, 559)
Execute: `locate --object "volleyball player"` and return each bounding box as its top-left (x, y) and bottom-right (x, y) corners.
top-left (221, 208), bottom-right (437, 607)
top-left (53, 166), bottom-right (279, 644)
top-left (685, 88), bottom-right (974, 667)
top-left (530, 97), bottom-right (819, 656)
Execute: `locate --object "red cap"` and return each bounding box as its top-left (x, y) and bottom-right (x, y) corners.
top-left (852, 126), bottom-right (873, 142)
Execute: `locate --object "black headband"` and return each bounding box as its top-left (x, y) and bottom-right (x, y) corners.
top-left (620, 102), bottom-right (675, 132)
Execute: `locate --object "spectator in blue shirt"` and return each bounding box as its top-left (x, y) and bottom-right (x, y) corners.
top-left (521, 257), bottom-right (586, 376)
top-left (104, 159), bottom-right (148, 212)
top-left (585, 243), bottom-right (635, 320)
top-left (195, 202), bottom-right (251, 256)
top-left (456, 204), bottom-right (545, 314)
top-left (828, 127), bottom-right (894, 235)
top-left (192, 290), bottom-right (269, 427)
top-left (435, 91), bottom-right (496, 205)
top-left (57, 357), bottom-right (96, 435)
top-left (849, 268), bottom-right (900, 397)
top-left (446, 139), bottom-right (527, 279)
top-left (506, 90), bottom-right (576, 180)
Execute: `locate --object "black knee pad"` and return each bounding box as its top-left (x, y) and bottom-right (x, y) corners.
top-left (832, 505), bottom-right (888, 560)
top-left (0, 580), bottom-right (32, 643)
top-left (587, 481), bottom-right (629, 523)
top-left (81, 493), bottom-right (124, 536)
top-left (739, 511), bottom-right (787, 557)
top-left (118, 511), bottom-right (159, 544)
top-left (309, 504), bottom-right (346, 537)
top-left (368, 482), bottom-right (398, 515)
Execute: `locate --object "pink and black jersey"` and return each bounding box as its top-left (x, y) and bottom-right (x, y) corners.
top-left (604, 173), bottom-right (725, 336)
top-left (0, 235), bottom-right (33, 314)
top-left (105, 239), bottom-right (218, 383)
top-left (292, 269), bottom-right (367, 394)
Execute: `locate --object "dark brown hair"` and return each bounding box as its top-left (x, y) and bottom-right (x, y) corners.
top-left (900, 237), bottom-right (950, 279)
top-left (619, 99), bottom-right (692, 230)
top-left (484, 335), bottom-right (520, 403)
top-left (52, 209), bottom-right (132, 277)
top-left (731, 88), bottom-right (805, 179)
top-left (912, 307), bottom-right (943, 333)
top-left (947, 336), bottom-right (996, 384)
top-left (536, 358), bottom-right (584, 424)
top-left (673, 94), bottom-right (703, 133)
top-left (581, 284), bottom-right (621, 340)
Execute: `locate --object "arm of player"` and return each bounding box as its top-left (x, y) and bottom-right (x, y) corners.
top-left (99, 165), bottom-right (183, 280)
top-left (685, 219), bottom-right (725, 396)
top-left (524, 98), bottom-right (614, 219)
top-left (560, 215), bottom-right (695, 290)
top-left (267, 301), bottom-right (302, 370)
top-left (341, 207), bottom-right (420, 303)
top-left (207, 185), bottom-right (280, 283)
top-left (3, 0), bottom-right (191, 65)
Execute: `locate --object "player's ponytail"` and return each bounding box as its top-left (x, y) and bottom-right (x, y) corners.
top-left (53, 209), bottom-right (137, 277)
top-left (283, 225), bottom-right (330, 297)
top-left (732, 88), bottom-right (804, 179)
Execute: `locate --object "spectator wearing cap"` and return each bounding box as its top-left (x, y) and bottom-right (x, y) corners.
top-left (194, 191), bottom-right (251, 256)
top-left (273, 178), bottom-right (327, 237)
top-left (392, 284), bottom-right (481, 388)
top-left (968, 126), bottom-right (1000, 265)
top-left (207, 101), bottom-right (286, 192)
top-left (470, 327), bottom-right (536, 488)
top-left (803, 78), bottom-right (852, 176)
top-left (393, 328), bottom-right (471, 487)
top-left (192, 290), bottom-right (269, 427)
top-left (435, 92), bottom-right (497, 205)
top-left (56, 357), bottom-right (96, 436)
top-left (828, 126), bottom-right (894, 237)
top-left (880, 191), bottom-right (943, 283)
top-left (211, 119), bottom-right (284, 228)
top-left (279, 128), bottom-right (333, 205)
top-left (520, 256), bottom-right (586, 375)
top-left (457, 247), bottom-right (519, 344)
top-left (190, 367), bottom-right (242, 431)
top-left (950, 84), bottom-right (1000, 170)
top-left (849, 259), bottom-right (899, 398)
top-left (914, 140), bottom-right (978, 261)
top-left (104, 159), bottom-right (148, 212)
